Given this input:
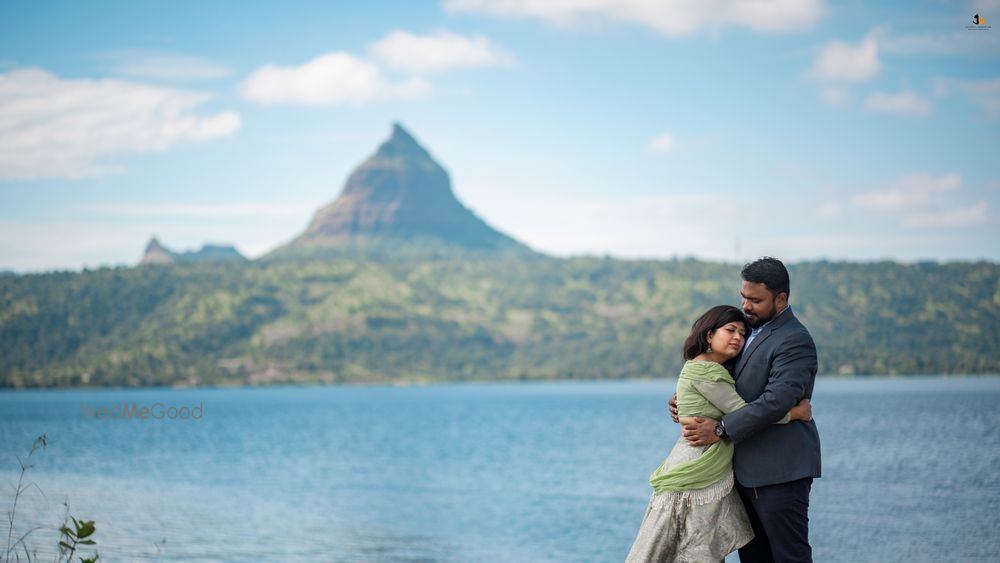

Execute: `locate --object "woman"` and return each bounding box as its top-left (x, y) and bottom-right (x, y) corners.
top-left (625, 305), bottom-right (811, 562)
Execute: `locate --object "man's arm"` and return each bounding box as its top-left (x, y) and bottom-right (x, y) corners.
top-left (721, 330), bottom-right (817, 444)
top-left (679, 380), bottom-right (745, 447)
top-left (678, 380), bottom-right (790, 447)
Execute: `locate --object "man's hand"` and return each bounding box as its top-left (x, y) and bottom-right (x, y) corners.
top-left (680, 416), bottom-right (721, 447)
top-left (789, 398), bottom-right (812, 421)
top-left (668, 394), bottom-right (679, 423)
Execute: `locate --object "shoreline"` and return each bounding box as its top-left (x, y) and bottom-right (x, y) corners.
top-left (2, 372), bottom-right (999, 393)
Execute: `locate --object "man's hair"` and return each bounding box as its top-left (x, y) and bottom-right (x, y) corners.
top-left (741, 257), bottom-right (790, 297)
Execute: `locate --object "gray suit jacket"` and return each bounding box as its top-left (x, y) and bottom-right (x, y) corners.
top-left (721, 308), bottom-right (822, 487)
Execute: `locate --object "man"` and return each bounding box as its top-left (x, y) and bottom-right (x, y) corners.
top-left (671, 257), bottom-right (821, 562)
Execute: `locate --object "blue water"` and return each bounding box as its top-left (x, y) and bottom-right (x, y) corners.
top-left (1, 377), bottom-right (999, 562)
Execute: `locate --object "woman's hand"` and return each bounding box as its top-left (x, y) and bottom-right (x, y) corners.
top-left (681, 416), bottom-right (720, 447)
top-left (668, 393), bottom-right (679, 423)
top-left (789, 398), bottom-right (812, 421)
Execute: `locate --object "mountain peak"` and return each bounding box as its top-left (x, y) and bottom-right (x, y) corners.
top-left (281, 123), bottom-right (529, 255)
top-left (375, 122), bottom-right (430, 160)
top-left (144, 236), bottom-right (164, 252)
top-left (141, 236), bottom-right (174, 265)
top-left (140, 237), bottom-right (246, 265)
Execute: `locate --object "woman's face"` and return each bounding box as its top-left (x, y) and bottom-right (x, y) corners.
top-left (709, 321), bottom-right (746, 361)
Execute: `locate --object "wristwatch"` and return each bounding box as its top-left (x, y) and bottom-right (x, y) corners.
top-left (714, 421), bottom-right (727, 439)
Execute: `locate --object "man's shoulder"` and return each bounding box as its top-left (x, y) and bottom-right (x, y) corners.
top-left (773, 308), bottom-right (807, 330)
top-left (772, 312), bottom-right (815, 345)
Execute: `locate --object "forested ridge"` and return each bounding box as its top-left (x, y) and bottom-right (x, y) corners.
top-left (1, 256), bottom-right (998, 388)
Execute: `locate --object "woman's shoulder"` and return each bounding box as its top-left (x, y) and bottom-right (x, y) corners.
top-left (680, 360), bottom-right (734, 383)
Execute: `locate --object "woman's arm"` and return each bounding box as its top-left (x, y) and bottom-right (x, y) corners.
top-left (690, 380), bottom-right (809, 423)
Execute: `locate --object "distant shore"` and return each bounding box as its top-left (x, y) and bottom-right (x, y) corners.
top-left (3, 372), bottom-right (1000, 393)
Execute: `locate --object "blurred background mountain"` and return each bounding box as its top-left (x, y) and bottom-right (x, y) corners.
top-left (4, 253), bottom-right (998, 388)
top-left (3, 126), bottom-right (998, 388)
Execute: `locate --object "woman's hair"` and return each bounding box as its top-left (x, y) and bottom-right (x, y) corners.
top-left (683, 305), bottom-right (747, 370)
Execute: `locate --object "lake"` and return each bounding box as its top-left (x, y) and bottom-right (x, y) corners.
top-left (2, 377), bottom-right (999, 562)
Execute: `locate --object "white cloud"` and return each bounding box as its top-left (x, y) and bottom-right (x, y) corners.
top-left (368, 30), bottom-right (514, 74)
top-left (930, 77), bottom-right (1000, 117)
top-left (932, 77), bottom-right (953, 98)
top-left (0, 216), bottom-right (298, 272)
top-left (240, 52), bottom-right (402, 105)
top-left (816, 200), bottom-right (842, 218)
top-left (808, 32), bottom-right (881, 82)
top-left (473, 188), bottom-right (997, 262)
top-left (960, 77), bottom-right (1000, 117)
top-left (902, 202), bottom-right (988, 228)
top-left (0, 219), bottom-right (147, 271)
top-left (444, 0), bottom-right (825, 37)
top-left (0, 67), bottom-right (240, 180)
top-left (745, 231), bottom-right (985, 262)
top-left (240, 30), bottom-right (511, 107)
top-left (241, 30), bottom-right (510, 106)
top-left (82, 202), bottom-right (317, 219)
top-left (648, 132), bottom-right (677, 153)
top-left (882, 31), bottom-right (1000, 56)
top-left (818, 86), bottom-right (853, 107)
top-left (845, 173), bottom-right (990, 232)
top-left (100, 50), bottom-right (233, 82)
top-left (852, 173), bottom-right (962, 210)
top-left (465, 191), bottom-right (744, 259)
top-left (971, 0), bottom-right (1000, 13)
top-left (863, 90), bottom-right (932, 117)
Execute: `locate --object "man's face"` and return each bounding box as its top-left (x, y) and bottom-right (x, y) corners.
top-left (740, 280), bottom-right (785, 328)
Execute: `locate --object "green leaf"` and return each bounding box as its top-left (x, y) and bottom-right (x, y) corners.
top-left (76, 520), bottom-right (96, 539)
top-left (59, 541), bottom-right (74, 550)
top-left (79, 539), bottom-right (96, 545)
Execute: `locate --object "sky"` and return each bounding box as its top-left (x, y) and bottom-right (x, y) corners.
top-left (1, 0), bottom-right (999, 272)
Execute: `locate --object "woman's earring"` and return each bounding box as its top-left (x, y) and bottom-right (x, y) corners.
top-left (707, 340), bottom-right (713, 353)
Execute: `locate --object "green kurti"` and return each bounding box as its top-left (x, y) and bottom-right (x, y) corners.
top-left (648, 360), bottom-right (789, 494)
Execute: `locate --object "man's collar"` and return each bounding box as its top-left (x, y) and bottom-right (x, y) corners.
top-left (753, 305), bottom-right (791, 333)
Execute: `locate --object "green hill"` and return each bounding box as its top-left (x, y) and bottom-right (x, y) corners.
top-left (4, 126), bottom-right (998, 388)
top-left (1, 256), bottom-right (997, 388)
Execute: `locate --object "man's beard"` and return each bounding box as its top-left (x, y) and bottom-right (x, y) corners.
top-left (745, 311), bottom-right (773, 329)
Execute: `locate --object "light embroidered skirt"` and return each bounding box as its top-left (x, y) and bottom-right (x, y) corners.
top-left (625, 436), bottom-right (753, 563)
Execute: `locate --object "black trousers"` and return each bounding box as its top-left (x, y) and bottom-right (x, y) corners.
top-left (735, 478), bottom-right (813, 563)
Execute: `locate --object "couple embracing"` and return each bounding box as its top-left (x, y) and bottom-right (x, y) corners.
top-left (626, 257), bottom-right (822, 563)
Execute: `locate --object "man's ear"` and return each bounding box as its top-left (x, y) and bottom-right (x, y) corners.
top-left (776, 292), bottom-right (789, 309)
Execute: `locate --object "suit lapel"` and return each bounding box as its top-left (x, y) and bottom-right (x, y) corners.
top-left (736, 308), bottom-right (795, 379)
top-left (736, 326), bottom-right (772, 378)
